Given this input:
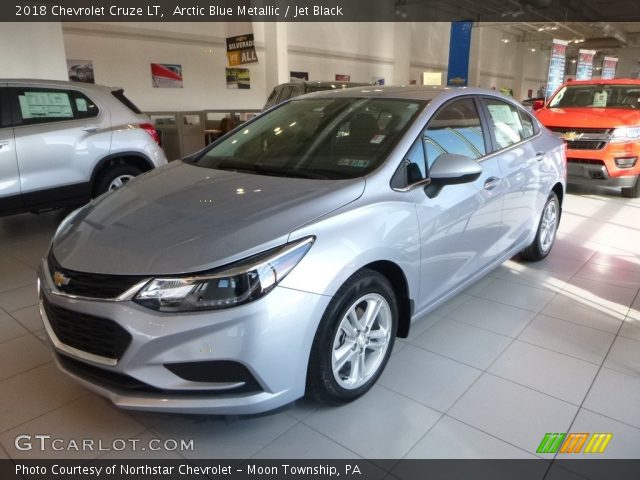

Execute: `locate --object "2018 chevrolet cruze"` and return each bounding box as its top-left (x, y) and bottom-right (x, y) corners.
top-left (39, 86), bottom-right (566, 415)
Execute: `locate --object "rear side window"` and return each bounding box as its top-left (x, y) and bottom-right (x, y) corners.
top-left (424, 98), bottom-right (486, 168)
top-left (519, 109), bottom-right (538, 139)
top-left (484, 99), bottom-right (525, 150)
top-left (111, 89), bottom-right (142, 114)
top-left (14, 88), bottom-right (99, 125)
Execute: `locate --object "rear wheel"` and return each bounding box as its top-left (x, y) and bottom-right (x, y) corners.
top-left (520, 192), bottom-right (560, 261)
top-left (94, 165), bottom-right (142, 196)
top-left (621, 175), bottom-right (640, 198)
top-left (306, 269), bottom-right (397, 405)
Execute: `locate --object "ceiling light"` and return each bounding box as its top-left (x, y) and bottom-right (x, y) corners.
top-left (501, 38), bottom-right (510, 44)
top-left (530, 47), bottom-right (537, 52)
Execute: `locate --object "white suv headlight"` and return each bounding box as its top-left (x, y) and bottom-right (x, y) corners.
top-left (133, 237), bottom-right (314, 312)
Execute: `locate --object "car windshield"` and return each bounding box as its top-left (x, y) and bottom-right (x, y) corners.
top-left (188, 97), bottom-right (425, 179)
top-left (549, 84), bottom-right (640, 109)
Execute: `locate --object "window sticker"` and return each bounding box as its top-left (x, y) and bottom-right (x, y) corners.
top-left (75, 98), bottom-right (88, 112)
top-left (337, 158), bottom-right (371, 168)
top-left (370, 134), bottom-right (385, 144)
top-left (593, 91), bottom-right (608, 107)
top-left (19, 91), bottom-right (73, 119)
top-left (487, 104), bottom-right (516, 124)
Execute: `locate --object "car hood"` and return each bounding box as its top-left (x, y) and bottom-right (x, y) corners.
top-left (52, 161), bottom-right (365, 275)
top-left (536, 107), bottom-right (640, 128)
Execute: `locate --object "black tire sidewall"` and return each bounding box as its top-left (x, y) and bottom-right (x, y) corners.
top-left (534, 192), bottom-right (560, 259)
top-left (308, 270), bottom-right (398, 404)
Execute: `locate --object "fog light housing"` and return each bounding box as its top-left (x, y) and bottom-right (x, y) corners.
top-left (614, 157), bottom-right (638, 168)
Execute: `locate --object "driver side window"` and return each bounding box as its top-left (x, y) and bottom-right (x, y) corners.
top-left (423, 98), bottom-right (486, 169)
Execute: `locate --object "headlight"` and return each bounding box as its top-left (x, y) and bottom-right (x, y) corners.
top-left (610, 127), bottom-right (640, 143)
top-left (133, 236), bottom-right (314, 312)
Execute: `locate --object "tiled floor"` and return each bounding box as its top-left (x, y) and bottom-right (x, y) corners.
top-left (0, 187), bottom-right (639, 467)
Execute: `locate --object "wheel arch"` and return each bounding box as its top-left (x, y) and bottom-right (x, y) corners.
top-left (361, 260), bottom-right (412, 339)
top-left (551, 182), bottom-right (564, 222)
top-left (90, 153), bottom-right (154, 196)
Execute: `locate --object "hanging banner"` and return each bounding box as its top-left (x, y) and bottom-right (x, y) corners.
top-left (226, 33), bottom-right (258, 66)
top-left (446, 21), bottom-right (473, 87)
top-left (601, 56), bottom-right (619, 79)
top-left (545, 39), bottom-right (569, 99)
top-left (576, 49), bottom-right (597, 81)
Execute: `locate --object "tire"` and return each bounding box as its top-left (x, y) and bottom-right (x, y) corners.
top-left (306, 269), bottom-right (398, 405)
top-left (520, 192), bottom-right (560, 261)
top-left (94, 165), bottom-right (142, 196)
top-left (621, 175), bottom-right (640, 198)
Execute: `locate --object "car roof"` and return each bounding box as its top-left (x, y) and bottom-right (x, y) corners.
top-left (293, 85), bottom-right (514, 102)
top-left (562, 78), bottom-right (640, 86)
top-left (0, 78), bottom-right (120, 92)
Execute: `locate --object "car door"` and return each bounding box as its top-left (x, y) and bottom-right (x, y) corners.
top-left (410, 96), bottom-right (505, 310)
top-left (9, 85), bottom-right (109, 209)
top-left (0, 86), bottom-right (22, 212)
top-left (479, 97), bottom-right (542, 252)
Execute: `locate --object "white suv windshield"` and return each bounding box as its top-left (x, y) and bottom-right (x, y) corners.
top-left (189, 97), bottom-right (425, 179)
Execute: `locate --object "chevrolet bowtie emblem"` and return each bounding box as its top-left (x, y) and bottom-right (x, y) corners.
top-left (560, 131), bottom-right (581, 142)
top-left (53, 271), bottom-right (71, 288)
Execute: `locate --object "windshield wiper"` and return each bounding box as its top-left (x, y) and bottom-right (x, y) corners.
top-left (216, 164), bottom-right (329, 180)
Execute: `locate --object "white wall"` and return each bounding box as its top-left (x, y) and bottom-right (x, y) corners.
top-left (63, 22), bottom-right (266, 111)
top-left (286, 22), bottom-right (395, 83)
top-left (409, 23), bottom-right (450, 84)
top-left (614, 47), bottom-right (640, 78)
top-left (0, 23), bottom-right (67, 80)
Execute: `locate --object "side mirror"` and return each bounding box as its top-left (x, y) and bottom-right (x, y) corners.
top-left (429, 153), bottom-right (482, 185)
top-left (532, 99), bottom-right (545, 111)
top-left (426, 153), bottom-right (482, 198)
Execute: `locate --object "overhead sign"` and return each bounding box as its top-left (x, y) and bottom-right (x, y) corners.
top-left (576, 49), bottom-right (597, 81)
top-left (447, 21), bottom-right (473, 87)
top-left (601, 56), bottom-right (619, 79)
top-left (226, 33), bottom-right (258, 66)
top-left (545, 39), bottom-right (569, 99)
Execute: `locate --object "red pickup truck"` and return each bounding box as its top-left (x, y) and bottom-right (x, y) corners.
top-left (534, 79), bottom-right (640, 197)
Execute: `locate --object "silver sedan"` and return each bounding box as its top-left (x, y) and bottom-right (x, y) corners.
top-left (39, 86), bottom-right (566, 414)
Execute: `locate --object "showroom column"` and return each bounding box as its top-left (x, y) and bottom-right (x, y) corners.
top-left (0, 23), bottom-right (67, 79)
top-left (393, 22), bottom-right (410, 85)
top-left (512, 42), bottom-right (528, 100)
top-left (263, 22), bottom-right (289, 94)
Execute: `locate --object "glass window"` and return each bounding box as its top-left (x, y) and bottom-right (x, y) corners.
top-left (484, 99), bottom-right (525, 149)
top-left (549, 84), bottom-right (640, 109)
top-left (405, 138), bottom-right (427, 184)
top-left (519, 109), bottom-right (536, 139)
top-left (189, 97), bottom-right (425, 180)
top-left (423, 98), bottom-right (486, 168)
top-left (16, 88), bottom-right (98, 125)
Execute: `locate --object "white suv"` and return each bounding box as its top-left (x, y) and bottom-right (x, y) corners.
top-left (0, 79), bottom-right (167, 216)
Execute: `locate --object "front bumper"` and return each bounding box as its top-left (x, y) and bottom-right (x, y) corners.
top-left (567, 162), bottom-right (638, 188)
top-left (38, 258), bottom-right (331, 414)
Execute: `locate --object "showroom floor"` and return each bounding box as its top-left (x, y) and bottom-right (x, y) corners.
top-left (0, 187), bottom-right (639, 469)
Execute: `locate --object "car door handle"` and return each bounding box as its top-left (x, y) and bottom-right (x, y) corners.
top-left (0, 141), bottom-right (9, 149)
top-left (534, 151), bottom-right (546, 162)
top-left (484, 177), bottom-right (501, 190)
top-left (82, 126), bottom-right (98, 133)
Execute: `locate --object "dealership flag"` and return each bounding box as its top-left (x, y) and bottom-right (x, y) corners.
top-left (545, 39), bottom-right (569, 98)
top-left (576, 49), bottom-right (597, 81)
top-left (601, 56), bottom-right (618, 79)
top-left (226, 33), bottom-right (258, 66)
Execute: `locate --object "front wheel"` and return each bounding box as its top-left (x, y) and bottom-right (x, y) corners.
top-left (306, 269), bottom-right (398, 405)
top-left (520, 192), bottom-right (560, 261)
top-left (621, 175), bottom-right (640, 198)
